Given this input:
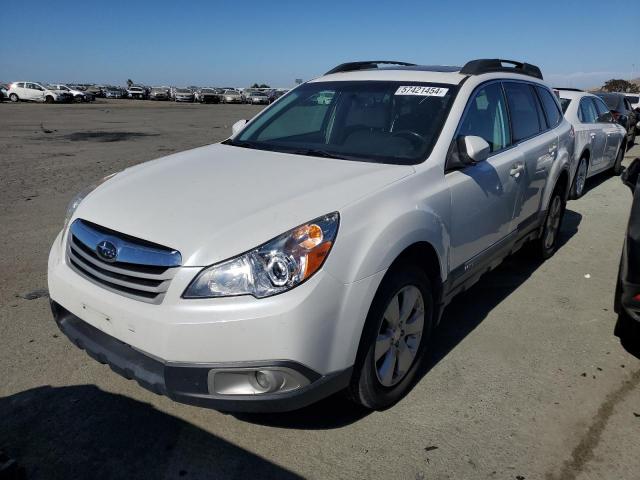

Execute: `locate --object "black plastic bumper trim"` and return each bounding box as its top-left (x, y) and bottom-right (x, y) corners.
top-left (51, 301), bottom-right (353, 412)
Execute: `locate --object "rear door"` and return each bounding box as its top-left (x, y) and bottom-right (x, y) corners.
top-left (504, 81), bottom-right (556, 229)
top-left (447, 81), bottom-right (522, 269)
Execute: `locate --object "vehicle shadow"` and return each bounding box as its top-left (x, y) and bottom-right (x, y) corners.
top-left (239, 210), bottom-right (582, 429)
top-left (0, 385), bottom-right (301, 480)
top-left (581, 169), bottom-right (618, 198)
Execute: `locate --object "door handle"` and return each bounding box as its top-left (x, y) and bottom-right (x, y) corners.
top-left (590, 133), bottom-right (597, 139)
top-left (510, 163), bottom-right (524, 178)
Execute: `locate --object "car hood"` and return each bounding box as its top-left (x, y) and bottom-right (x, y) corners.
top-left (74, 143), bottom-right (414, 266)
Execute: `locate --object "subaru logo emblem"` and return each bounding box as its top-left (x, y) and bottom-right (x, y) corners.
top-left (96, 240), bottom-right (118, 262)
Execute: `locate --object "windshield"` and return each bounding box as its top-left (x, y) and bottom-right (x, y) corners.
top-left (201, 88), bottom-right (214, 93)
top-left (224, 90), bottom-right (237, 95)
top-left (176, 89), bottom-right (190, 93)
top-left (559, 97), bottom-right (572, 113)
top-left (231, 81), bottom-right (457, 165)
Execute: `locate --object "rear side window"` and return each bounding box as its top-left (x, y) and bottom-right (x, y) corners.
top-left (536, 86), bottom-right (562, 127)
top-left (458, 82), bottom-right (511, 153)
top-left (503, 82), bottom-right (543, 142)
top-left (579, 98), bottom-right (598, 123)
top-left (593, 97), bottom-right (613, 122)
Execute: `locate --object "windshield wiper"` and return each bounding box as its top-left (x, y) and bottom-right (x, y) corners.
top-left (289, 148), bottom-right (346, 160)
top-left (223, 139), bottom-right (263, 150)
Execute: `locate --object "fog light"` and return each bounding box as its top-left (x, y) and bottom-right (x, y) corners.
top-left (207, 367), bottom-right (310, 396)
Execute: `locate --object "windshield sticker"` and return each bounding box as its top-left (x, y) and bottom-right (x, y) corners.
top-left (395, 86), bottom-right (448, 97)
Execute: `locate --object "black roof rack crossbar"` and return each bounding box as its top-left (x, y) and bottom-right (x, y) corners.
top-left (325, 61), bottom-right (417, 75)
top-left (460, 59), bottom-right (543, 80)
top-left (553, 87), bottom-right (583, 92)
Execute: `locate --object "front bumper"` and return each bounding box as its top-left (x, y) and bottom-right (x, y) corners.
top-left (52, 301), bottom-right (352, 412)
top-left (48, 229), bottom-right (383, 391)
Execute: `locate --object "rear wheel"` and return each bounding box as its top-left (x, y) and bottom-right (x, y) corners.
top-left (348, 264), bottom-right (434, 410)
top-left (533, 186), bottom-right (566, 259)
top-left (571, 157), bottom-right (588, 199)
top-left (9, 93), bottom-right (18, 102)
top-left (613, 145), bottom-right (624, 175)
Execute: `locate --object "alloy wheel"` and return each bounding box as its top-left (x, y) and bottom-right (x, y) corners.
top-left (575, 159), bottom-right (587, 197)
top-left (375, 285), bottom-right (425, 387)
top-left (544, 195), bottom-right (562, 250)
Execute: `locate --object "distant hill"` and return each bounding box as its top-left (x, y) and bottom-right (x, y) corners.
top-left (588, 77), bottom-right (640, 93)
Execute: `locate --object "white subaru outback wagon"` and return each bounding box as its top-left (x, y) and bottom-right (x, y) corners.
top-left (48, 59), bottom-right (574, 412)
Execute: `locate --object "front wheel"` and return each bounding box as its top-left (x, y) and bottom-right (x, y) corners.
top-left (45, 96), bottom-right (54, 104)
top-left (348, 264), bottom-right (434, 410)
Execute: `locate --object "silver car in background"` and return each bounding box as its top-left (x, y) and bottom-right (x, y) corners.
top-left (246, 91), bottom-right (269, 105)
top-left (222, 89), bottom-right (243, 103)
top-left (149, 86), bottom-right (170, 100)
top-left (557, 88), bottom-right (627, 198)
top-left (174, 88), bottom-right (195, 102)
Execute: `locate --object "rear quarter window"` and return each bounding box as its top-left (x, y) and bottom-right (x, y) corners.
top-left (536, 86), bottom-right (562, 127)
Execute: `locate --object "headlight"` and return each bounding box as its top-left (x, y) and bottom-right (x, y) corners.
top-left (63, 172), bottom-right (118, 230)
top-left (183, 212), bottom-right (339, 299)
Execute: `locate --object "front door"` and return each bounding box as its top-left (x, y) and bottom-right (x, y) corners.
top-left (593, 96), bottom-right (623, 168)
top-left (447, 81), bottom-right (520, 270)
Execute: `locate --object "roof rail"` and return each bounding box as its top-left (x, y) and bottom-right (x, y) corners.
top-left (553, 87), bottom-right (583, 92)
top-left (325, 61), bottom-right (416, 75)
top-left (460, 59), bottom-right (543, 80)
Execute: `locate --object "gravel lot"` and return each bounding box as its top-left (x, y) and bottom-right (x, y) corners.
top-left (1, 100), bottom-right (639, 480)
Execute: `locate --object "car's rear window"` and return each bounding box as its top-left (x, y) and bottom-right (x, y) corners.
top-left (231, 81), bottom-right (458, 165)
top-left (627, 96), bottom-right (639, 104)
top-left (597, 93), bottom-right (621, 110)
top-left (559, 97), bottom-right (572, 113)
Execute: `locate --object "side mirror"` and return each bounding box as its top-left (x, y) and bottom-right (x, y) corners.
top-left (463, 135), bottom-right (490, 163)
top-left (622, 158), bottom-right (640, 191)
top-left (231, 119), bottom-right (247, 136)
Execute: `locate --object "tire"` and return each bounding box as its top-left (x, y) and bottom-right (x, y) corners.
top-left (45, 96), bottom-right (54, 104)
top-left (9, 93), bottom-right (19, 102)
top-left (613, 145), bottom-right (624, 175)
top-left (570, 156), bottom-right (588, 199)
top-left (533, 185), bottom-right (566, 259)
top-left (347, 264), bottom-right (434, 410)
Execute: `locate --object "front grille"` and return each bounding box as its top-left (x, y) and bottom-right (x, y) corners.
top-left (66, 219), bottom-right (182, 304)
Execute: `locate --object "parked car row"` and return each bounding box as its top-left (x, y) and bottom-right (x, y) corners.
top-left (0, 80), bottom-right (291, 104)
top-left (2, 82), bottom-right (95, 103)
top-left (555, 88), bottom-right (639, 199)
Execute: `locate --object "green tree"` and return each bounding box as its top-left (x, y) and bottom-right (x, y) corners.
top-left (602, 79), bottom-right (639, 93)
top-left (251, 83), bottom-right (271, 89)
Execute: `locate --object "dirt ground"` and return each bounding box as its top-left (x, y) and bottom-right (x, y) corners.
top-left (1, 99), bottom-right (639, 480)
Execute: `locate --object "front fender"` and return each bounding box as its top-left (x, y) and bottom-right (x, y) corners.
top-left (324, 175), bottom-right (449, 284)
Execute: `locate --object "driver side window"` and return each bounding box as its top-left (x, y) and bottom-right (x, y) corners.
top-left (458, 83), bottom-right (511, 153)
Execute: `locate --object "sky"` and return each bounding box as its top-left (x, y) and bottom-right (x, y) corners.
top-left (0, 0), bottom-right (637, 89)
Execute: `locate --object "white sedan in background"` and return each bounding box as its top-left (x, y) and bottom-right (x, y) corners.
top-left (557, 88), bottom-right (627, 198)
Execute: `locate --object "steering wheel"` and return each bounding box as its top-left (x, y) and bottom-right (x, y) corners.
top-left (390, 130), bottom-right (428, 147)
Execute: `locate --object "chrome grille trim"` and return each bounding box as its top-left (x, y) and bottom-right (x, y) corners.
top-left (66, 219), bottom-right (182, 304)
